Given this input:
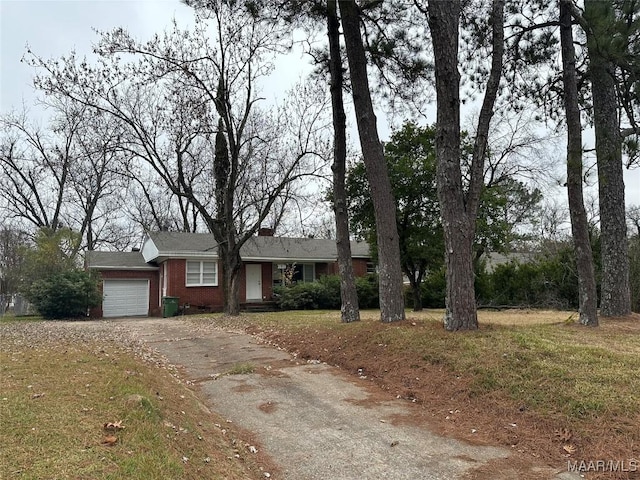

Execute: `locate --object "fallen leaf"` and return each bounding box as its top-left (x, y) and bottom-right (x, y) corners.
top-left (563, 444), bottom-right (576, 455)
top-left (555, 428), bottom-right (572, 442)
top-left (103, 420), bottom-right (125, 431)
top-left (102, 435), bottom-right (118, 446)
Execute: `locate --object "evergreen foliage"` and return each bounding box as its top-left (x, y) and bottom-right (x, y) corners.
top-left (274, 275), bottom-right (379, 311)
top-left (26, 269), bottom-right (101, 319)
top-left (20, 228), bottom-right (101, 319)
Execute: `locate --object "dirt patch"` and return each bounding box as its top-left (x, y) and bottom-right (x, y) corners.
top-left (258, 401), bottom-right (277, 414)
top-left (231, 382), bottom-right (256, 393)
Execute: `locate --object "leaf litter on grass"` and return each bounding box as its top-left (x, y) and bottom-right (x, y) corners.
top-left (0, 320), bottom-right (274, 480)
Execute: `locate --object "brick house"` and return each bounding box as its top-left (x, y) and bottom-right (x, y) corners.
top-left (86, 231), bottom-right (372, 318)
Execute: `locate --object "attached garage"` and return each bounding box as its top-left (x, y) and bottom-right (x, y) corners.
top-left (86, 251), bottom-right (160, 318)
top-left (103, 279), bottom-right (150, 317)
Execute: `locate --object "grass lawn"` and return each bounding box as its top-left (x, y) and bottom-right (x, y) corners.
top-left (0, 319), bottom-right (270, 480)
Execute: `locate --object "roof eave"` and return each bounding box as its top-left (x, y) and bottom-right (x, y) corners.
top-left (88, 265), bottom-right (159, 271)
top-left (243, 256), bottom-right (337, 263)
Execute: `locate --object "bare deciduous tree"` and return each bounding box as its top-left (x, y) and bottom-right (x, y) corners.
top-left (27, 7), bottom-right (329, 315)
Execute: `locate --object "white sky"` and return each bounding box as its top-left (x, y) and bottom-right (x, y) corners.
top-left (1, 0), bottom-right (639, 210)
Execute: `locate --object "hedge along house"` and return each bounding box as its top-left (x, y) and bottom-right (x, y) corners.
top-left (86, 230), bottom-right (372, 318)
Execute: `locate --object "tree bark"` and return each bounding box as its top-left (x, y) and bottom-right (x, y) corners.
top-left (560, 0), bottom-right (599, 326)
top-left (328, 0), bottom-right (360, 323)
top-left (428, 0), bottom-right (473, 330)
top-left (409, 278), bottom-right (423, 311)
top-left (213, 111), bottom-right (243, 316)
top-left (584, 0), bottom-right (631, 317)
top-left (339, 0), bottom-right (405, 323)
top-left (427, 0), bottom-right (504, 331)
top-left (220, 244), bottom-right (242, 316)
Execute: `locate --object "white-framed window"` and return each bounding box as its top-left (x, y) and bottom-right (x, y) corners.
top-left (272, 262), bottom-right (316, 286)
top-left (186, 260), bottom-right (218, 286)
top-left (302, 263), bottom-right (315, 283)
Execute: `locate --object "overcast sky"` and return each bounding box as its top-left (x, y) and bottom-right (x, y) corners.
top-left (1, 0), bottom-right (639, 209)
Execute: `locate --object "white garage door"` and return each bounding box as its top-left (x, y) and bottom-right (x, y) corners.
top-left (103, 279), bottom-right (149, 318)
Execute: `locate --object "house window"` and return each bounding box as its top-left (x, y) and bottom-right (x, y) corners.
top-left (366, 262), bottom-right (377, 274)
top-left (302, 263), bottom-right (315, 283)
top-left (274, 263), bottom-right (316, 286)
top-left (186, 261), bottom-right (218, 286)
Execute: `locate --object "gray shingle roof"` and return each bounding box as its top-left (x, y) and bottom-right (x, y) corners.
top-left (483, 252), bottom-right (534, 272)
top-left (86, 251), bottom-right (158, 269)
top-left (146, 231), bottom-right (218, 255)
top-left (145, 231), bottom-right (370, 261)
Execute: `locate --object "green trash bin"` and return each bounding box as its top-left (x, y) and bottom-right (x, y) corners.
top-left (162, 296), bottom-right (180, 317)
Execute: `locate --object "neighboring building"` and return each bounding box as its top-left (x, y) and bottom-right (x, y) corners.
top-left (86, 231), bottom-right (371, 318)
top-left (482, 252), bottom-right (535, 272)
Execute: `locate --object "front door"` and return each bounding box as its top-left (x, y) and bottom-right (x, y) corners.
top-left (245, 264), bottom-right (262, 302)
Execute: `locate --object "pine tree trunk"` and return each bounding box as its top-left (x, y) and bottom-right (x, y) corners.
top-left (339, 0), bottom-right (405, 323)
top-left (428, 0), bottom-right (504, 330)
top-left (560, 0), bottom-right (598, 326)
top-left (428, 0), bottom-right (476, 330)
top-left (328, 0), bottom-right (360, 323)
top-left (584, 0), bottom-right (631, 317)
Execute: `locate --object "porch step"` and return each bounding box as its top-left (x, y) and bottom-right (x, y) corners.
top-left (241, 301), bottom-right (278, 313)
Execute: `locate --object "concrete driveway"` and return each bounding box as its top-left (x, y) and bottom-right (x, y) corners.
top-left (115, 317), bottom-right (580, 480)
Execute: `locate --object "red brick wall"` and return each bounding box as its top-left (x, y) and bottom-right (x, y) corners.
top-left (309, 260), bottom-right (370, 278)
top-left (352, 259), bottom-right (369, 277)
top-left (164, 259), bottom-right (224, 312)
top-left (318, 259), bottom-right (371, 277)
top-left (90, 269), bottom-right (160, 318)
top-left (316, 263), bottom-right (330, 277)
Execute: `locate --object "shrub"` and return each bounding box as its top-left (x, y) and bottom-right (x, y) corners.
top-left (420, 268), bottom-right (446, 308)
top-left (26, 269), bottom-right (101, 319)
top-left (355, 274), bottom-right (379, 309)
top-left (480, 251), bottom-right (579, 309)
top-left (317, 275), bottom-right (342, 307)
top-left (275, 280), bottom-right (339, 310)
top-left (274, 274), bottom-right (380, 310)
